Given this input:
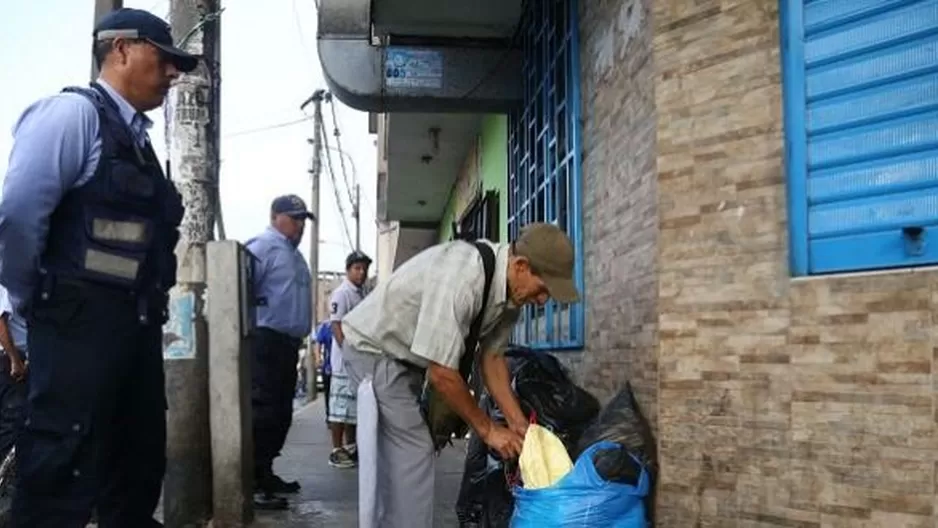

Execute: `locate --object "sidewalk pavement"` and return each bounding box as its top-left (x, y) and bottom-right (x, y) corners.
top-left (253, 397), bottom-right (467, 527)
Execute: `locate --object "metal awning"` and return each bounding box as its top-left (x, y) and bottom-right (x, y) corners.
top-left (317, 0), bottom-right (522, 113)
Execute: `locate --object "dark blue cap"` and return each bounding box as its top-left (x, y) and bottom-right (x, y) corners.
top-left (345, 251), bottom-right (372, 270)
top-left (271, 194), bottom-right (315, 220)
top-left (94, 8), bottom-right (199, 73)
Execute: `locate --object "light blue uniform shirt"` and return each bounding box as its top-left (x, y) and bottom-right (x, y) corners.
top-left (247, 226), bottom-right (312, 339)
top-left (0, 285), bottom-right (28, 357)
top-left (0, 79), bottom-right (152, 312)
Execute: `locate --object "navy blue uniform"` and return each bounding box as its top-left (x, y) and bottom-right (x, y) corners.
top-left (0, 81), bottom-right (183, 527)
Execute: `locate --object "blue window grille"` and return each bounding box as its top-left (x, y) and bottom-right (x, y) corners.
top-left (508, 0), bottom-right (584, 349)
top-left (781, 0), bottom-right (938, 276)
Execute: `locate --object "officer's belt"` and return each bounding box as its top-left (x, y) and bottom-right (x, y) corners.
top-left (40, 274), bottom-right (166, 325)
top-left (255, 327), bottom-right (303, 350)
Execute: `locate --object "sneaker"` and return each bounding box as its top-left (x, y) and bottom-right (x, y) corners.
top-left (329, 448), bottom-right (356, 469)
top-left (344, 444), bottom-right (358, 463)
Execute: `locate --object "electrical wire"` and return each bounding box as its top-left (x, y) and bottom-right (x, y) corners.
top-left (326, 144), bottom-right (375, 224)
top-left (326, 146), bottom-right (356, 182)
top-left (223, 116), bottom-right (312, 138)
top-left (179, 7), bottom-right (226, 49)
top-left (319, 120), bottom-right (355, 249)
top-left (147, 0), bottom-right (168, 17)
top-left (327, 100), bottom-right (357, 206)
top-left (292, 0), bottom-right (317, 70)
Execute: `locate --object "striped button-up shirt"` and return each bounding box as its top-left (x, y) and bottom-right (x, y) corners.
top-left (342, 240), bottom-right (519, 370)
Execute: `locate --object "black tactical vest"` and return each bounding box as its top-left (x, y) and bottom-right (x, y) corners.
top-left (40, 83), bottom-right (184, 314)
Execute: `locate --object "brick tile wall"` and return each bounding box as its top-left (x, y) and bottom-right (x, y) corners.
top-left (575, 0), bottom-right (660, 424)
top-left (651, 0), bottom-right (938, 526)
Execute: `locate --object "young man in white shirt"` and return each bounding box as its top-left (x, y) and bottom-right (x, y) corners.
top-left (327, 251), bottom-right (372, 468)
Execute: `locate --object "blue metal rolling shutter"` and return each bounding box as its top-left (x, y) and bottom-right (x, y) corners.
top-left (783, 0), bottom-right (938, 275)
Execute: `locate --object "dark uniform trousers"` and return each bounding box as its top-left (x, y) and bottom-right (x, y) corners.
top-left (251, 327), bottom-right (300, 482)
top-left (0, 354), bottom-right (26, 461)
top-left (13, 281), bottom-right (166, 528)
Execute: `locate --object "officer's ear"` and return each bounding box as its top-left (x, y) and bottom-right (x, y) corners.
top-left (110, 37), bottom-right (134, 66)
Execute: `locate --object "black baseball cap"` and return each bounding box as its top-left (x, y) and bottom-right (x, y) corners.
top-left (271, 194), bottom-right (315, 220)
top-left (345, 251), bottom-right (372, 269)
top-left (94, 8), bottom-right (199, 73)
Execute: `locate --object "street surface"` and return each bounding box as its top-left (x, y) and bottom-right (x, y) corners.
top-left (254, 398), bottom-right (467, 527)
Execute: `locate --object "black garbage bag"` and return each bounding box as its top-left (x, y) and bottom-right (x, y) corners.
top-left (455, 427), bottom-right (514, 528)
top-left (456, 346), bottom-right (600, 528)
top-left (509, 350), bottom-right (600, 452)
top-left (592, 445), bottom-right (643, 486)
top-left (576, 383), bottom-right (657, 524)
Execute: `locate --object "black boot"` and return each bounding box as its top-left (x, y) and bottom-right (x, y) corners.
top-left (253, 490), bottom-right (289, 511)
top-left (262, 473), bottom-right (301, 494)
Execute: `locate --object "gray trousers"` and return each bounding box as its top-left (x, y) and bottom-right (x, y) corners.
top-left (343, 345), bottom-right (435, 528)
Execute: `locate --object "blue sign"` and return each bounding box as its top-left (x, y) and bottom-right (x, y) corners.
top-left (385, 48), bottom-right (443, 89)
top-left (163, 290), bottom-right (196, 360)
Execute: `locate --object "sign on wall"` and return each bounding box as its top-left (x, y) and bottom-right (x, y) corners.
top-left (163, 290), bottom-right (196, 360)
top-left (385, 48), bottom-right (443, 89)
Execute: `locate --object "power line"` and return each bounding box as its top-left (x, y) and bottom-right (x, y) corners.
top-left (147, 0), bottom-right (168, 16)
top-left (327, 99), bottom-right (356, 205)
top-left (326, 146), bottom-right (364, 207)
top-left (292, 0), bottom-right (317, 66)
top-left (319, 119), bottom-right (355, 248)
top-left (326, 144), bottom-right (375, 224)
top-left (223, 116), bottom-right (311, 138)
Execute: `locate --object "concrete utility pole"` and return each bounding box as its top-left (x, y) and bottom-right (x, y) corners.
top-left (163, 0), bottom-right (221, 525)
top-left (91, 0), bottom-right (123, 80)
top-left (301, 89), bottom-right (325, 402)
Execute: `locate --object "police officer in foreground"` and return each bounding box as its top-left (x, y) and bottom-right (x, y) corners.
top-left (0, 8), bottom-right (196, 527)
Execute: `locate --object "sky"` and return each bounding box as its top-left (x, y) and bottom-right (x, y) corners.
top-left (0, 0), bottom-right (377, 274)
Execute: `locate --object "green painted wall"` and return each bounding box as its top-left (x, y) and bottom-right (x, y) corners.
top-left (483, 114), bottom-right (510, 243)
top-left (438, 114), bottom-right (509, 242)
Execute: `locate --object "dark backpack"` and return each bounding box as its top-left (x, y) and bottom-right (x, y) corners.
top-left (419, 241), bottom-right (497, 451)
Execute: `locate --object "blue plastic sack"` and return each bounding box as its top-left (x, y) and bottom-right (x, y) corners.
top-left (510, 441), bottom-right (649, 528)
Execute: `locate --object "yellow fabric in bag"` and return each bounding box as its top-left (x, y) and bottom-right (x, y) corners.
top-left (519, 424), bottom-right (573, 489)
